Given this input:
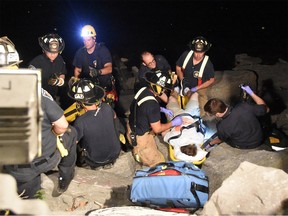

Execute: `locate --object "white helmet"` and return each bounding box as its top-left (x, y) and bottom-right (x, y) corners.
top-left (0, 36), bottom-right (22, 67)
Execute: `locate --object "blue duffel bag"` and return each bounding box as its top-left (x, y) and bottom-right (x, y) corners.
top-left (129, 161), bottom-right (209, 212)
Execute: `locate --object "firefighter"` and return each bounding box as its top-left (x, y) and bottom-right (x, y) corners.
top-left (175, 36), bottom-right (215, 116)
top-left (3, 88), bottom-right (77, 198)
top-left (68, 79), bottom-right (121, 169)
top-left (127, 70), bottom-right (183, 167)
top-left (73, 24), bottom-right (118, 108)
top-left (28, 33), bottom-right (67, 101)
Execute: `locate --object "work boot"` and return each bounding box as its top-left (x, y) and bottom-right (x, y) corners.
top-left (52, 175), bottom-right (74, 197)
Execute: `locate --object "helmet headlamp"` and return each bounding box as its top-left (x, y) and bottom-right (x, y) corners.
top-left (81, 25), bottom-right (97, 37)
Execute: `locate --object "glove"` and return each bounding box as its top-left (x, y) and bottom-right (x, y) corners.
top-left (56, 135), bottom-right (68, 157)
top-left (160, 107), bottom-right (174, 118)
top-left (51, 128), bottom-right (68, 157)
top-left (89, 66), bottom-right (102, 77)
top-left (241, 85), bottom-right (254, 96)
top-left (171, 116), bottom-right (183, 127)
top-left (48, 74), bottom-right (64, 86)
top-left (190, 87), bottom-right (197, 93)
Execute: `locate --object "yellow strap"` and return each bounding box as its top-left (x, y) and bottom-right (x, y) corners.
top-left (119, 133), bottom-right (126, 144)
top-left (56, 136), bottom-right (68, 157)
top-left (269, 136), bottom-right (280, 144)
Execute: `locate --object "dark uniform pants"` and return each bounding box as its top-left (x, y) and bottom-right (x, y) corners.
top-left (3, 126), bottom-right (77, 199)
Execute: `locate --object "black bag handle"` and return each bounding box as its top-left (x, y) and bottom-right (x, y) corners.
top-left (148, 162), bottom-right (175, 172)
top-left (190, 182), bottom-right (201, 213)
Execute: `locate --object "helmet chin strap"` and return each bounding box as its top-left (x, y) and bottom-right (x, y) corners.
top-left (82, 102), bottom-right (102, 116)
top-left (151, 83), bottom-right (163, 95)
top-left (94, 103), bottom-right (102, 116)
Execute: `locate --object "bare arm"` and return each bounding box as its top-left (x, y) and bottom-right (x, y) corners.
top-left (175, 65), bottom-right (184, 81)
top-left (150, 120), bottom-right (173, 134)
top-left (59, 74), bottom-right (65, 80)
top-left (242, 85), bottom-right (270, 113)
top-left (250, 92), bottom-right (270, 113)
top-left (196, 77), bottom-right (215, 91)
top-left (52, 115), bottom-right (69, 135)
top-left (100, 62), bottom-right (113, 75)
top-left (158, 92), bottom-right (168, 103)
top-left (74, 67), bottom-right (82, 78)
top-left (210, 137), bottom-right (222, 145)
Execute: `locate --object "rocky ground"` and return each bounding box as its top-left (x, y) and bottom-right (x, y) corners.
top-left (4, 54), bottom-right (288, 215)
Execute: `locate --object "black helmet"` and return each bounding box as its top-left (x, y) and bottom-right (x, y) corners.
top-left (189, 36), bottom-right (211, 52)
top-left (38, 33), bottom-right (65, 53)
top-left (68, 79), bottom-right (105, 105)
top-left (145, 70), bottom-right (174, 94)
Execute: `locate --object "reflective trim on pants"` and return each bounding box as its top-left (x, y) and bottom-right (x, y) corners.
top-left (133, 132), bottom-right (165, 167)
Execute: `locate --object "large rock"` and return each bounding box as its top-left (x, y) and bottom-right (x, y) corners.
top-left (201, 161), bottom-right (288, 215)
top-left (233, 56), bottom-right (288, 110)
top-left (207, 69), bottom-right (257, 105)
top-left (275, 109), bottom-right (288, 135)
top-left (0, 174), bottom-right (50, 215)
top-left (201, 143), bottom-right (288, 195)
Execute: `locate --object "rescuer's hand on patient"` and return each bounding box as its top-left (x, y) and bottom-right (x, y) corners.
top-left (171, 116), bottom-right (183, 127)
top-left (160, 107), bottom-right (174, 118)
top-left (89, 66), bottom-right (102, 77)
top-left (190, 87), bottom-right (197, 93)
top-left (241, 85), bottom-right (254, 96)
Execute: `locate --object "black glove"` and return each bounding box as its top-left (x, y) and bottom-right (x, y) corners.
top-left (48, 73), bottom-right (64, 86)
top-left (89, 66), bottom-right (102, 77)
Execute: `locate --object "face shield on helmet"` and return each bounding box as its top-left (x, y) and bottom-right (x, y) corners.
top-left (144, 70), bottom-right (174, 94)
top-left (0, 36), bottom-right (22, 68)
top-left (189, 36), bottom-right (212, 53)
top-left (68, 79), bottom-right (105, 105)
top-left (81, 25), bottom-right (97, 37)
top-left (38, 33), bottom-right (65, 54)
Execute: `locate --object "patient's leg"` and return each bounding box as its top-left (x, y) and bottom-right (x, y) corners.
top-left (166, 91), bottom-right (185, 118)
top-left (185, 92), bottom-right (200, 116)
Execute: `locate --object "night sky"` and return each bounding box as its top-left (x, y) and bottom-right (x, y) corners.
top-left (1, 0), bottom-right (287, 74)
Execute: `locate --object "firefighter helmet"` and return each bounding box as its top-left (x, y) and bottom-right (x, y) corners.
top-left (189, 36), bottom-right (212, 52)
top-left (81, 25), bottom-right (97, 37)
top-left (68, 79), bottom-right (105, 105)
top-left (145, 70), bottom-right (174, 94)
top-left (38, 33), bottom-right (65, 53)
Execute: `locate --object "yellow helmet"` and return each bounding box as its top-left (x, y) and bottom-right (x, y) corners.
top-left (81, 25), bottom-right (96, 37)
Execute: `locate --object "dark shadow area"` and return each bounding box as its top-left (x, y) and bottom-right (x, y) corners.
top-left (259, 79), bottom-right (287, 115)
top-left (58, 81), bottom-right (75, 111)
top-left (103, 186), bottom-right (132, 207)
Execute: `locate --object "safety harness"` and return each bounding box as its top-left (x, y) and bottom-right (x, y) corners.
top-left (130, 87), bottom-right (158, 146)
top-left (182, 50), bottom-right (209, 86)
